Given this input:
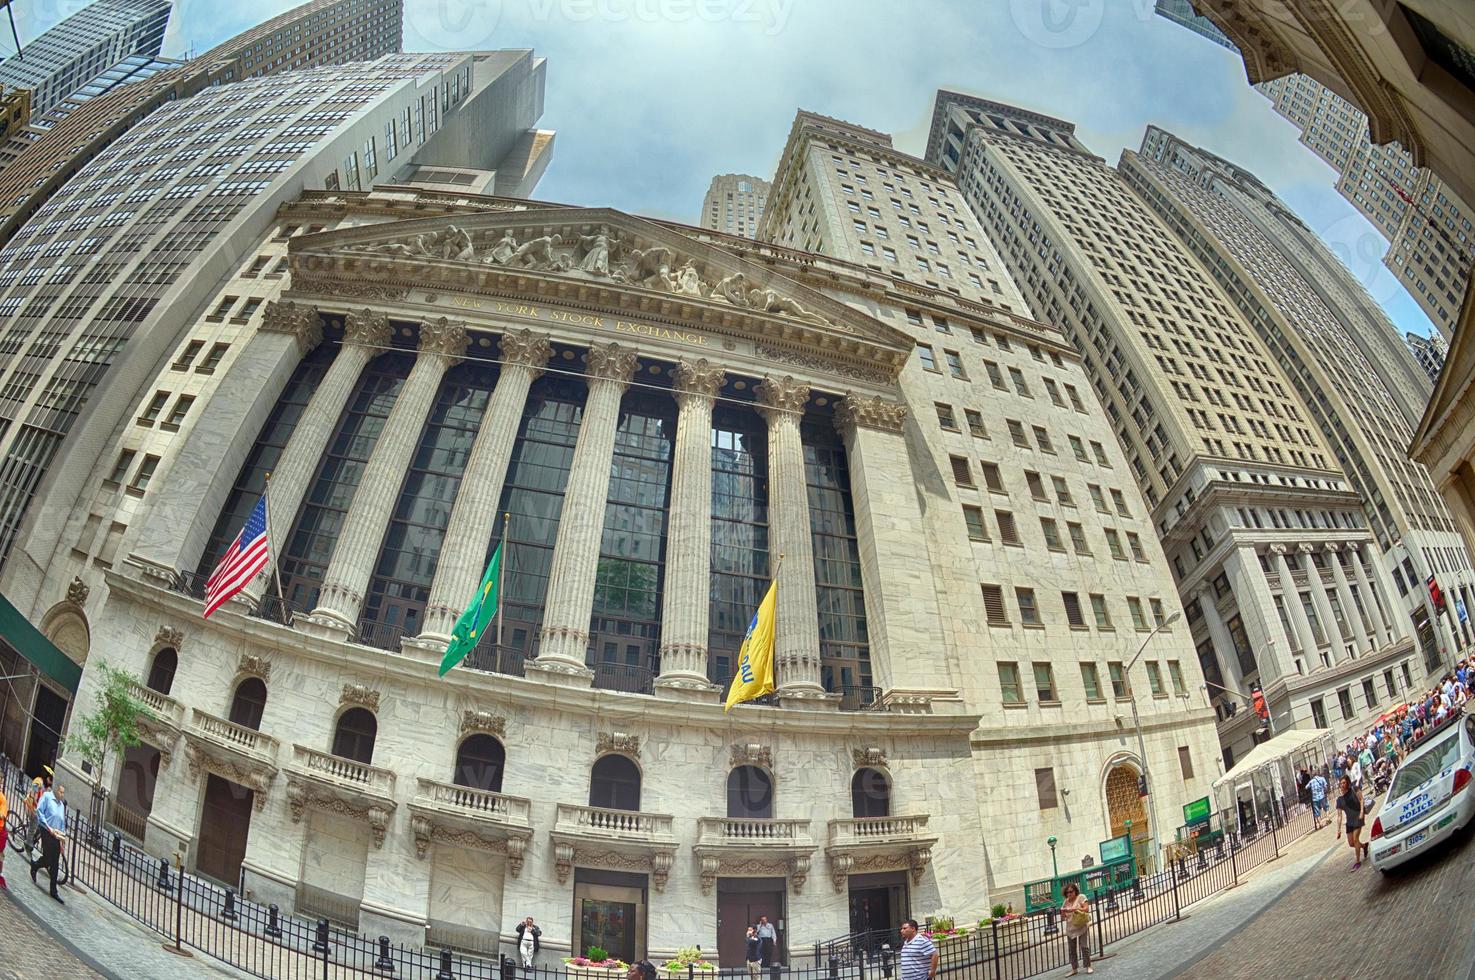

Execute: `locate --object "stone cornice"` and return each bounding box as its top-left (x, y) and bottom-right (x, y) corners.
top-left (104, 570), bottom-right (983, 740)
top-left (970, 704), bottom-right (1216, 747)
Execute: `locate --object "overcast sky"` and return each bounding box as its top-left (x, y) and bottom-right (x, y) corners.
top-left (8, 0), bottom-right (1437, 337)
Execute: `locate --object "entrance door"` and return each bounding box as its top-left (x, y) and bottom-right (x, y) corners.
top-left (113, 744), bottom-right (161, 841)
top-left (716, 879), bottom-right (786, 968)
top-left (847, 872), bottom-right (907, 952)
top-left (572, 870), bottom-right (647, 964)
top-left (195, 774), bottom-right (253, 886)
top-left (1105, 763), bottom-right (1151, 874)
top-left (23, 685), bottom-right (67, 777)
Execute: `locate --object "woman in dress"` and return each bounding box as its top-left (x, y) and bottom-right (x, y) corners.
top-left (1334, 774), bottom-right (1369, 869)
top-left (1059, 882), bottom-right (1093, 975)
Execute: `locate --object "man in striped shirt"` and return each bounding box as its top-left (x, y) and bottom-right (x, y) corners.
top-left (898, 919), bottom-right (937, 980)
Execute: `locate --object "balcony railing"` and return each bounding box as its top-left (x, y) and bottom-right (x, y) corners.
top-left (173, 569), bottom-right (210, 601)
top-left (191, 708), bottom-right (279, 762)
top-left (588, 660), bottom-right (654, 695)
top-left (461, 642), bottom-right (526, 678)
top-left (251, 594), bottom-right (300, 627)
top-left (835, 685), bottom-right (882, 712)
top-left (415, 778), bottom-right (531, 827)
top-left (553, 804), bottom-right (675, 843)
top-left (355, 618), bottom-right (404, 652)
top-left (292, 744), bottom-right (396, 799)
top-left (129, 682), bottom-right (183, 724)
top-left (828, 814), bottom-right (931, 847)
top-left (696, 816), bottom-right (813, 848)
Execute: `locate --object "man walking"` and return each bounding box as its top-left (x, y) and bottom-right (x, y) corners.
top-left (29, 782), bottom-right (65, 903)
top-left (756, 916), bottom-right (776, 967)
top-left (898, 919), bottom-right (937, 980)
top-left (1307, 770), bottom-right (1329, 830)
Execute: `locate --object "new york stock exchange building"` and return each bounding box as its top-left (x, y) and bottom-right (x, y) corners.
top-left (30, 187), bottom-right (1221, 965)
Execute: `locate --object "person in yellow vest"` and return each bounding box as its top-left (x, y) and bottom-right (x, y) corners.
top-left (0, 782), bottom-right (8, 889)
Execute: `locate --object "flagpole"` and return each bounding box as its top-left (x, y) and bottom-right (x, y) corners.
top-left (496, 512), bottom-right (508, 651)
top-left (264, 471), bottom-right (289, 624)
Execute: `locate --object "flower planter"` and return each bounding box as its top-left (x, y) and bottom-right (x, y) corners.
top-left (565, 964), bottom-right (627, 980)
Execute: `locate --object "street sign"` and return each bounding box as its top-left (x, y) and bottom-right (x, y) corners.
top-left (1183, 796), bottom-right (1211, 825)
top-left (1459, 597), bottom-right (1469, 625)
top-left (1138, 775), bottom-right (1149, 797)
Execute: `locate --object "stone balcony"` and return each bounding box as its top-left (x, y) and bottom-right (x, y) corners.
top-left (409, 779), bottom-right (534, 876)
top-left (824, 815), bottom-right (938, 892)
top-left (694, 817), bottom-right (816, 895)
top-left (181, 708), bottom-right (282, 810)
top-left (130, 683), bottom-right (185, 768)
top-left (284, 744), bottom-right (398, 848)
top-left (549, 804), bottom-right (678, 891)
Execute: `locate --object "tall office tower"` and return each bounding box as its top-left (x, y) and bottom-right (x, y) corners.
top-left (0, 0), bottom-right (403, 245)
top-left (1407, 331), bottom-right (1448, 383)
top-left (699, 174), bottom-right (770, 238)
top-left (1256, 73), bottom-right (1473, 339)
top-left (1152, 0), bottom-right (1237, 51)
top-left (0, 48), bottom-right (552, 598)
top-left (0, 0), bottom-right (170, 119)
top-left (0, 86), bottom-right (28, 143)
top-left (763, 111), bottom-right (1220, 893)
top-left (927, 93), bottom-right (1443, 766)
top-left (1124, 126), bottom-right (1475, 733)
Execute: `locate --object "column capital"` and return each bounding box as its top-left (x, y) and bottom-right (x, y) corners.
top-left (755, 375), bottom-right (810, 421)
top-left (834, 394), bottom-right (907, 436)
top-left (418, 316), bottom-right (469, 363)
top-left (259, 301), bottom-right (324, 355)
top-left (1323, 542), bottom-right (1341, 553)
top-left (1270, 544), bottom-right (1289, 557)
top-left (672, 358), bottom-right (726, 405)
top-left (1297, 542), bottom-right (1316, 555)
top-left (499, 328), bottom-right (553, 375)
top-left (583, 342), bottom-right (638, 387)
top-left (344, 308), bottom-right (393, 350)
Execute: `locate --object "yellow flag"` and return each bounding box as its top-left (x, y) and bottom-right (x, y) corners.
top-left (725, 578), bottom-right (778, 711)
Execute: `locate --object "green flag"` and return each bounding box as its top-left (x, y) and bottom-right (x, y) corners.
top-left (439, 543), bottom-right (503, 676)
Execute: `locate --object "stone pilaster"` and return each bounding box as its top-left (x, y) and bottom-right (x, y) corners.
top-left (1352, 543), bottom-right (1399, 645)
top-left (834, 394), bottom-right (955, 699)
top-left (756, 375), bottom-right (825, 700)
top-left (1194, 587), bottom-right (1245, 694)
top-left (1223, 545), bottom-right (1294, 681)
top-left (1300, 543), bottom-right (1342, 659)
top-left (415, 329), bottom-right (552, 648)
top-left (305, 317), bottom-right (468, 638)
top-left (1325, 544), bottom-right (1373, 656)
top-left (655, 358), bottom-right (725, 699)
top-left (530, 343), bottom-right (639, 683)
top-left (1271, 545), bottom-right (1319, 660)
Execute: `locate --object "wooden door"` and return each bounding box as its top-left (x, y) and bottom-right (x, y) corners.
top-left (195, 774), bottom-right (253, 886)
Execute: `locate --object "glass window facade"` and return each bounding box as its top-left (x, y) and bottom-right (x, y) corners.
top-left (707, 403), bottom-right (770, 689)
top-left (802, 417), bottom-right (870, 696)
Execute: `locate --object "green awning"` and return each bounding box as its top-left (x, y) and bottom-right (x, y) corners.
top-left (0, 590), bottom-right (81, 695)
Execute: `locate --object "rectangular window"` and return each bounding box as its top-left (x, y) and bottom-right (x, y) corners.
top-left (945, 350), bottom-right (967, 378)
top-left (996, 510), bottom-right (1020, 545)
top-left (197, 343), bottom-right (229, 373)
top-left (138, 391), bottom-right (168, 425)
top-left (1040, 517), bottom-right (1063, 551)
top-left (106, 449), bottom-right (136, 485)
top-left (1337, 687), bottom-right (1353, 720)
top-left (1032, 660), bottom-right (1056, 700)
top-left (985, 361), bottom-right (1006, 388)
top-left (1168, 660), bottom-right (1186, 696)
top-left (1052, 476), bottom-right (1073, 505)
top-left (1089, 484), bottom-right (1108, 513)
top-left (210, 295), bottom-right (237, 318)
top-left (965, 409), bottom-right (987, 438)
top-left (1127, 532), bottom-right (1148, 562)
top-left (1080, 662), bottom-right (1101, 699)
top-left (1362, 677), bottom-right (1377, 709)
top-left (1091, 440), bottom-right (1111, 465)
top-left (1008, 366), bottom-right (1031, 396)
top-left (1069, 435), bottom-right (1089, 461)
top-left (1310, 697), bottom-right (1328, 729)
top-left (1111, 489), bottom-right (1130, 516)
top-left (1150, 598), bottom-right (1168, 627)
top-left (1146, 661), bottom-right (1165, 697)
top-left (1178, 746), bottom-right (1194, 780)
top-left (1035, 768), bottom-right (1058, 810)
top-left (1108, 661), bottom-right (1127, 698)
top-left (918, 345), bottom-right (938, 371)
top-left (1128, 597), bottom-right (1148, 630)
top-left (982, 585), bottom-right (1009, 626)
top-left (950, 455), bottom-right (974, 487)
top-left (980, 461), bottom-right (1005, 492)
top-left (1033, 426), bottom-right (1054, 453)
top-left (236, 297), bottom-right (264, 320)
top-left (1063, 591), bottom-right (1086, 628)
top-left (1026, 470), bottom-right (1047, 499)
top-left (1067, 522), bottom-right (1090, 554)
top-left (962, 505), bottom-right (987, 541)
top-left (1384, 668), bottom-right (1398, 700)
top-left (1105, 528), bottom-right (1127, 560)
top-left (1008, 419), bottom-right (1029, 447)
top-left (171, 340), bottom-right (204, 370)
top-left (129, 454), bottom-right (159, 493)
top-left (1091, 593), bottom-right (1112, 629)
top-left (936, 403), bottom-right (958, 430)
top-left (163, 395), bottom-right (194, 429)
top-left (1017, 589), bottom-right (1041, 626)
top-left (998, 662), bottom-right (1023, 703)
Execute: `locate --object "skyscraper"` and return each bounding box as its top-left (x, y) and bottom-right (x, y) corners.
top-left (0, 0), bottom-right (171, 119)
top-left (1407, 331), bottom-right (1448, 383)
top-left (0, 0), bottom-right (404, 246)
top-left (928, 93), bottom-right (1445, 764)
top-left (1256, 73), bottom-right (1472, 339)
top-left (700, 174), bottom-right (769, 238)
top-left (1152, 0), bottom-right (1237, 51)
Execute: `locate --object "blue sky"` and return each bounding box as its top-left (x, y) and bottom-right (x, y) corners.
top-left (9, 0), bottom-right (1437, 337)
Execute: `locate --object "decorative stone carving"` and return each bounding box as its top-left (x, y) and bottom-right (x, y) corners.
top-left (730, 743), bottom-right (774, 770)
top-left (1269, 544), bottom-right (1289, 557)
top-left (340, 683), bottom-right (381, 712)
top-left (343, 309), bottom-right (392, 350)
top-left (483, 230), bottom-right (519, 265)
top-left (507, 234), bottom-right (565, 270)
top-left (746, 287), bottom-right (833, 328)
top-left (792, 854), bottom-right (810, 894)
top-left (506, 836), bottom-right (527, 878)
top-left (460, 709), bottom-right (507, 739)
top-left (286, 781), bottom-right (306, 822)
top-left (411, 814), bottom-right (433, 859)
top-left (622, 246), bottom-right (678, 290)
top-left (596, 732), bottom-right (640, 758)
top-left (301, 279), bottom-right (410, 303)
top-left (834, 395), bottom-right (907, 435)
top-left (1323, 542), bottom-right (1341, 553)
top-left (499, 329), bottom-right (552, 375)
top-left (910, 847), bottom-right (932, 884)
top-left (755, 376), bottom-right (810, 419)
top-left (66, 576), bottom-right (89, 607)
top-left (1297, 542), bottom-right (1315, 555)
top-left (852, 747), bottom-right (887, 768)
top-left (236, 653), bottom-right (272, 683)
top-left (183, 742), bottom-right (272, 811)
top-left (583, 343), bottom-right (639, 385)
top-left (155, 626), bottom-right (183, 649)
top-left (754, 345), bottom-right (895, 386)
top-left (575, 226), bottom-right (618, 276)
top-left (418, 316), bottom-right (469, 361)
top-left (708, 272), bottom-right (752, 307)
top-left (554, 841), bottom-right (575, 884)
top-left (367, 806), bottom-right (391, 849)
top-left (651, 850), bottom-right (673, 892)
top-left (672, 358), bottom-right (725, 403)
top-left (830, 852), bottom-right (854, 892)
top-left (260, 301), bottom-right (325, 354)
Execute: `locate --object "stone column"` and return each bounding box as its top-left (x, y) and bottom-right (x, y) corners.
top-left (1301, 543), bottom-right (1343, 659)
top-left (654, 358), bottom-right (726, 698)
top-left (1271, 545), bottom-right (1319, 659)
top-left (1326, 544), bottom-right (1373, 656)
top-left (835, 394), bottom-right (955, 696)
top-left (1223, 545), bottom-right (1293, 681)
top-left (414, 329), bottom-right (552, 648)
top-left (756, 375), bottom-right (825, 701)
top-left (530, 343), bottom-right (639, 682)
top-left (1353, 544), bottom-right (1400, 644)
top-left (1195, 587), bottom-right (1245, 694)
top-left (305, 317), bottom-right (468, 637)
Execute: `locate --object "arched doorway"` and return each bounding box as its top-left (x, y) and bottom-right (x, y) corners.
top-left (1104, 761), bottom-right (1150, 873)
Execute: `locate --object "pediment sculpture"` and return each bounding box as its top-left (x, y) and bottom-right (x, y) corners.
top-left (343, 224), bottom-right (850, 332)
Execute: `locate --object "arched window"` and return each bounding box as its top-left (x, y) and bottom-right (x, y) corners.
top-left (146, 648), bottom-right (178, 695)
top-left (851, 768), bottom-right (890, 819)
top-left (227, 677), bottom-right (267, 731)
top-left (332, 707), bottom-right (377, 765)
top-left (454, 734), bottom-right (506, 793)
top-left (727, 765), bottom-right (774, 819)
top-left (589, 754), bottom-right (641, 811)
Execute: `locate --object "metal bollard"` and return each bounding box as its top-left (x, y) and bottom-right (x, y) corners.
top-left (374, 935), bottom-right (395, 973)
top-left (880, 944), bottom-right (893, 979)
top-left (500, 952), bottom-right (517, 980)
top-left (109, 831), bottom-right (123, 864)
top-left (1196, 844), bottom-right (1208, 871)
top-left (1104, 887), bottom-right (1119, 912)
top-left (436, 950), bottom-right (458, 980)
top-left (157, 856), bottom-right (173, 893)
top-left (829, 956), bottom-right (839, 980)
top-left (1177, 856), bottom-right (1190, 881)
top-left (312, 918), bottom-right (330, 955)
top-left (265, 903), bottom-right (283, 938)
top-left (1044, 908), bottom-right (1060, 936)
top-left (222, 887), bottom-right (238, 921)
top-left (1131, 874), bottom-right (1144, 901)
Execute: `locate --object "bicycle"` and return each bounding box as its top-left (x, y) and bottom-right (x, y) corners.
top-left (5, 807), bottom-right (35, 856)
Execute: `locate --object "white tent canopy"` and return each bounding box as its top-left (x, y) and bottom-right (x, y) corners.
top-left (1212, 727), bottom-right (1334, 791)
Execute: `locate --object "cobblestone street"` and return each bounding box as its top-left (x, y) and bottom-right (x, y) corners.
top-left (1, 885), bottom-right (105, 980)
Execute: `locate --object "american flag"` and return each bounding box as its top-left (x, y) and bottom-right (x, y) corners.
top-left (203, 495), bottom-right (270, 618)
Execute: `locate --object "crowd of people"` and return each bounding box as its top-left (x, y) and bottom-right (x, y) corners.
top-left (1295, 656), bottom-right (1474, 870)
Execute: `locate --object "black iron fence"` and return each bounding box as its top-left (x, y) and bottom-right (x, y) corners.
top-left (0, 757), bottom-right (1317, 980)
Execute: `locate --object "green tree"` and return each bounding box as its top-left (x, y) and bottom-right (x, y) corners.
top-left (67, 660), bottom-right (154, 819)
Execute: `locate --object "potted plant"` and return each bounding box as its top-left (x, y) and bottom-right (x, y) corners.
top-left (564, 947), bottom-right (628, 979)
top-left (978, 905), bottom-right (1026, 952)
top-left (660, 946), bottom-right (715, 974)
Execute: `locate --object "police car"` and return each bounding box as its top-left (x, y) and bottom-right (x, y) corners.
top-left (1369, 708), bottom-right (1475, 872)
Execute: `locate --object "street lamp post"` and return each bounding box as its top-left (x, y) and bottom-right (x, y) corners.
top-left (1125, 610), bottom-right (1182, 874)
top-left (1047, 835), bottom-right (1059, 879)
